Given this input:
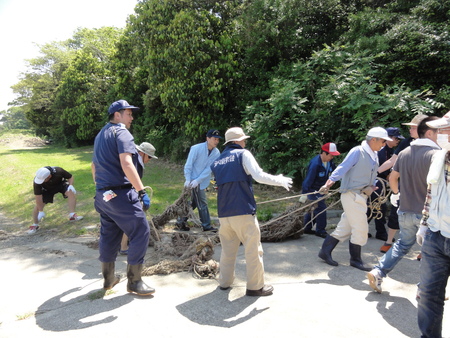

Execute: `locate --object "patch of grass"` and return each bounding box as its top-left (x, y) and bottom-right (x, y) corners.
top-left (16, 312), bottom-right (35, 320)
top-left (0, 130), bottom-right (299, 234)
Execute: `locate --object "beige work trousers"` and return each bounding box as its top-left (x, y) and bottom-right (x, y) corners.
top-left (331, 191), bottom-right (369, 246)
top-left (218, 214), bottom-right (265, 291)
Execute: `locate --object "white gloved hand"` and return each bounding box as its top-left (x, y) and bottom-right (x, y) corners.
top-left (416, 225), bottom-right (428, 246)
top-left (67, 185), bottom-right (77, 194)
top-left (299, 194), bottom-right (308, 203)
top-left (277, 175), bottom-right (293, 191)
top-left (318, 185), bottom-right (329, 195)
top-left (390, 192), bottom-right (400, 207)
top-left (38, 211), bottom-right (45, 222)
top-left (184, 180), bottom-right (190, 187)
top-left (189, 180), bottom-right (199, 189)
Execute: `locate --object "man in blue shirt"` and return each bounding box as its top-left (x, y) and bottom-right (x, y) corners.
top-left (92, 100), bottom-right (154, 296)
top-left (177, 129), bottom-right (221, 232)
top-left (301, 142), bottom-right (340, 238)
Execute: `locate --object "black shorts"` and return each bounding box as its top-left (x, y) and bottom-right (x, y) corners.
top-left (42, 182), bottom-right (69, 204)
top-left (387, 205), bottom-right (400, 230)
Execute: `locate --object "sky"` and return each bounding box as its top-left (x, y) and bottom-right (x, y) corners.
top-left (0, 0), bottom-right (139, 112)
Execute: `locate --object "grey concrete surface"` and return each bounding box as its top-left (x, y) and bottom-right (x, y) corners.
top-left (0, 211), bottom-right (449, 338)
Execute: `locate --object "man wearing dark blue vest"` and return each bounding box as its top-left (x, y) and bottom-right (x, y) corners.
top-left (211, 127), bottom-right (293, 297)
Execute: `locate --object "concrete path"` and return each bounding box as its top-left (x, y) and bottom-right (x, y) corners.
top-left (0, 212), bottom-right (448, 338)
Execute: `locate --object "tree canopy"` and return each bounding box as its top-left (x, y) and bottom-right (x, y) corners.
top-left (8, 0), bottom-right (450, 183)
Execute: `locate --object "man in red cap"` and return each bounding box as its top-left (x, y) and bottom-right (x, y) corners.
top-left (300, 142), bottom-right (340, 238)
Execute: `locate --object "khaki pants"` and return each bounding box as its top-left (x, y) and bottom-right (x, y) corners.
top-left (331, 191), bottom-right (369, 246)
top-left (218, 214), bottom-right (265, 290)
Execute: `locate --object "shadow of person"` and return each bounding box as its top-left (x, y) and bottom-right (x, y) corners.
top-left (176, 287), bottom-right (268, 328)
top-left (304, 266), bottom-right (373, 291)
top-left (35, 287), bottom-right (134, 332)
top-left (366, 291), bottom-right (419, 337)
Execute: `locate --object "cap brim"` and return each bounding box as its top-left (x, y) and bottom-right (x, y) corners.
top-left (382, 136), bottom-right (393, 141)
top-left (34, 178), bottom-right (45, 184)
top-left (401, 122), bottom-right (417, 126)
top-left (329, 151), bottom-right (340, 156)
top-left (427, 118), bottom-right (450, 129)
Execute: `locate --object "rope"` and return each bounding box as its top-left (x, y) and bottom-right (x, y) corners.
top-left (366, 178), bottom-right (390, 221)
top-left (260, 190), bottom-right (340, 228)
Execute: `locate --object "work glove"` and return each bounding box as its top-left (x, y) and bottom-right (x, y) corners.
top-left (138, 190), bottom-right (151, 211)
top-left (184, 180), bottom-right (190, 187)
top-left (299, 194), bottom-right (308, 203)
top-left (67, 185), bottom-right (77, 194)
top-left (38, 211), bottom-right (45, 222)
top-left (416, 225), bottom-right (428, 246)
top-left (277, 175), bottom-right (293, 191)
top-left (390, 192), bottom-right (400, 207)
top-left (318, 185), bottom-right (329, 195)
top-left (189, 179), bottom-right (199, 189)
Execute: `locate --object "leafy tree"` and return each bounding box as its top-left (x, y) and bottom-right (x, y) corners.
top-left (52, 27), bottom-right (122, 147)
top-left (244, 44), bottom-right (444, 184)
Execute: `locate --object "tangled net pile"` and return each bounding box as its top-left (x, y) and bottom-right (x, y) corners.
top-left (143, 234), bottom-right (220, 277)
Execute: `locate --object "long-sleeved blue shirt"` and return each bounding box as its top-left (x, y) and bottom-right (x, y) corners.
top-left (184, 141), bottom-right (220, 190)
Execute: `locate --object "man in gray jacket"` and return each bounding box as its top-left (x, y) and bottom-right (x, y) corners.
top-left (318, 127), bottom-right (392, 271)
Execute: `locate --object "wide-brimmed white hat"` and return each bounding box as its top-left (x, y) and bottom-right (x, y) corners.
top-left (426, 113), bottom-right (450, 129)
top-left (136, 142), bottom-right (158, 159)
top-left (367, 127), bottom-right (393, 141)
top-left (224, 127), bottom-right (250, 145)
top-left (402, 114), bottom-right (428, 126)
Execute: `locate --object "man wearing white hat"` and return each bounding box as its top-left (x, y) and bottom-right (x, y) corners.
top-left (415, 113), bottom-right (450, 338)
top-left (211, 127), bottom-right (292, 297)
top-left (368, 116), bottom-right (440, 293)
top-left (318, 127), bottom-right (392, 271)
top-left (29, 166), bottom-right (83, 234)
top-left (120, 142), bottom-right (158, 255)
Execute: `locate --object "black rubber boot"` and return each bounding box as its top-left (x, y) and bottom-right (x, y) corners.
top-left (127, 264), bottom-right (155, 296)
top-left (318, 235), bottom-right (339, 266)
top-left (102, 262), bottom-right (120, 290)
top-left (349, 242), bottom-right (372, 271)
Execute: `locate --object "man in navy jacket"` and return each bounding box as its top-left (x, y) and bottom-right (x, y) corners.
top-left (301, 143), bottom-right (340, 238)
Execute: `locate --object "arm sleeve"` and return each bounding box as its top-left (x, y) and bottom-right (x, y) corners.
top-left (241, 150), bottom-right (285, 187)
top-left (302, 161), bottom-right (317, 193)
top-left (328, 148), bottom-right (360, 182)
top-left (184, 146), bottom-right (196, 182)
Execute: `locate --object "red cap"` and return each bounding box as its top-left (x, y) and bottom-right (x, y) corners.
top-left (321, 142), bottom-right (340, 156)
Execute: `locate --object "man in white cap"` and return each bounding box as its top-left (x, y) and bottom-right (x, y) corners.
top-left (318, 127), bottom-right (392, 271)
top-left (368, 116), bottom-right (440, 293)
top-left (301, 142), bottom-right (341, 238)
top-left (120, 142), bottom-right (158, 255)
top-left (30, 166), bottom-right (83, 234)
top-left (211, 127), bottom-right (292, 297)
top-left (415, 113), bottom-right (450, 338)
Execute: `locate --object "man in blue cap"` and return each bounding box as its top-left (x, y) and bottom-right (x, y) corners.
top-left (367, 127), bottom-right (404, 242)
top-left (92, 99), bottom-right (154, 296)
top-left (176, 129), bottom-right (222, 232)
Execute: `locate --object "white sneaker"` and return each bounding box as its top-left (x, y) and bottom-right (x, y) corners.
top-left (69, 213), bottom-right (83, 221)
top-left (27, 225), bottom-right (39, 234)
top-left (367, 269), bottom-right (383, 293)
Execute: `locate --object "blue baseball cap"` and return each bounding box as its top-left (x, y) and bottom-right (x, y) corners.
top-left (108, 100), bottom-right (139, 115)
top-left (386, 127), bottom-right (405, 139)
top-left (206, 129), bottom-right (222, 139)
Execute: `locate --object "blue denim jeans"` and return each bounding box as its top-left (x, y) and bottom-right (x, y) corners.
top-left (191, 187), bottom-right (211, 228)
top-left (375, 212), bottom-right (420, 277)
top-left (418, 230), bottom-right (450, 338)
top-left (304, 194), bottom-right (327, 234)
